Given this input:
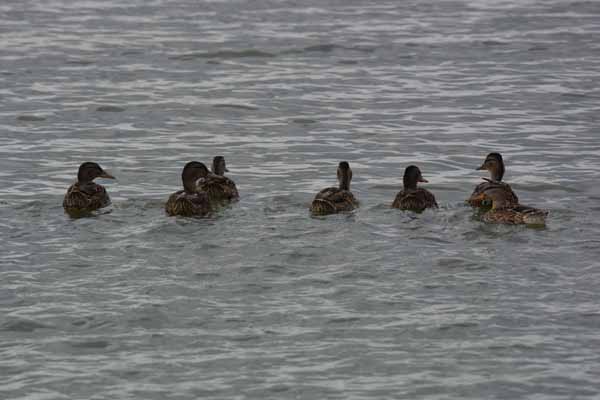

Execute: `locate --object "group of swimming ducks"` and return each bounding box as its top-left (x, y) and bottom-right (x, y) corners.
top-left (62, 152), bottom-right (548, 225)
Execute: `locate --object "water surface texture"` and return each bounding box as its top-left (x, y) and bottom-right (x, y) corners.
top-left (2, 0), bottom-right (600, 398)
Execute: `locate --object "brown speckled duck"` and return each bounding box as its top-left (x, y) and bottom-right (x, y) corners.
top-left (63, 162), bottom-right (115, 214)
top-left (201, 155), bottom-right (239, 203)
top-left (310, 161), bottom-right (359, 215)
top-left (467, 152), bottom-right (518, 207)
top-left (165, 161), bottom-right (211, 217)
top-left (391, 165), bottom-right (438, 212)
top-left (481, 187), bottom-right (548, 225)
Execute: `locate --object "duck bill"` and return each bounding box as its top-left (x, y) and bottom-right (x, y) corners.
top-left (99, 171), bottom-right (116, 180)
top-left (224, 167), bottom-right (229, 172)
top-left (476, 164), bottom-right (486, 171)
top-left (418, 177), bottom-right (428, 183)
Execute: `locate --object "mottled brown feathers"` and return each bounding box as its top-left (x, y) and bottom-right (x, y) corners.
top-left (205, 156), bottom-right (239, 203)
top-left (310, 187), bottom-right (358, 215)
top-left (468, 153), bottom-right (518, 208)
top-left (310, 161), bottom-right (358, 215)
top-left (165, 190), bottom-right (211, 217)
top-left (391, 188), bottom-right (438, 212)
top-left (197, 175), bottom-right (239, 204)
top-left (482, 204), bottom-right (548, 225)
top-left (467, 180), bottom-right (518, 208)
top-left (479, 187), bottom-right (547, 225)
top-left (391, 165), bottom-right (437, 212)
top-left (63, 182), bottom-right (111, 212)
top-left (63, 162), bottom-right (115, 214)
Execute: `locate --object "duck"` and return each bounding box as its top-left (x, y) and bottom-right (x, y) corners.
top-left (467, 152), bottom-right (519, 207)
top-left (481, 187), bottom-right (548, 225)
top-left (199, 155), bottom-right (239, 203)
top-left (165, 161), bottom-right (211, 217)
top-left (310, 161), bottom-right (359, 215)
top-left (391, 165), bottom-right (438, 212)
top-left (63, 162), bottom-right (115, 214)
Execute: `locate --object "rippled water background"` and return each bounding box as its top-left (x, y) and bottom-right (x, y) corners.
top-left (2, 0), bottom-right (600, 398)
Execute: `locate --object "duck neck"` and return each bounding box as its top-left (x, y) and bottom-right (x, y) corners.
top-left (212, 161), bottom-right (224, 176)
top-left (490, 164), bottom-right (504, 182)
top-left (403, 177), bottom-right (417, 191)
top-left (183, 179), bottom-right (197, 193)
top-left (78, 181), bottom-right (97, 194)
top-left (338, 174), bottom-right (350, 191)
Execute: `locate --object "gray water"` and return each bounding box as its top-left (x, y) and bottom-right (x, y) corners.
top-left (1, 0), bottom-right (600, 398)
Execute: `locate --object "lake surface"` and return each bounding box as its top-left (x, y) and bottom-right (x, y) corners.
top-left (1, 0), bottom-right (600, 398)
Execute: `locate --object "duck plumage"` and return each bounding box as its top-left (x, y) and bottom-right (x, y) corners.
top-left (480, 187), bottom-right (548, 225)
top-left (310, 161), bottom-right (358, 215)
top-left (197, 176), bottom-right (239, 204)
top-left (468, 153), bottom-right (518, 207)
top-left (165, 190), bottom-right (211, 217)
top-left (197, 156), bottom-right (239, 204)
top-left (63, 162), bottom-right (115, 214)
top-left (165, 161), bottom-right (212, 217)
top-left (391, 165), bottom-right (438, 212)
top-left (482, 204), bottom-right (548, 225)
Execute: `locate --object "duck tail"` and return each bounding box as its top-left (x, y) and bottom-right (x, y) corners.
top-left (310, 199), bottom-right (336, 215)
top-left (523, 210), bottom-right (548, 225)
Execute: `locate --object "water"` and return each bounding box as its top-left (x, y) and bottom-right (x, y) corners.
top-left (1, 0), bottom-right (600, 398)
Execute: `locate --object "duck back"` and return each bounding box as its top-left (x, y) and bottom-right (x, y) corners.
top-left (198, 176), bottom-right (239, 204)
top-left (165, 190), bottom-right (211, 217)
top-left (468, 180), bottom-right (518, 207)
top-left (482, 205), bottom-right (548, 225)
top-left (63, 182), bottom-right (111, 212)
top-left (310, 187), bottom-right (357, 215)
top-left (392, 188), bottom-right (437, 212)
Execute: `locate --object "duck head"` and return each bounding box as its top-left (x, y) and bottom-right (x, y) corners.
top-left (337, 161), bottom-right (352, 191)
top-left (403, 165), bottom-right (428, 190)
top-left (181, 161), bottom-right (209, 193)
top-left (212, 156), bottom-right (229, 176)
top-left (77, 162), bottom-right (115, 184)
top-left (477, 152), bottom-right (505, 182)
